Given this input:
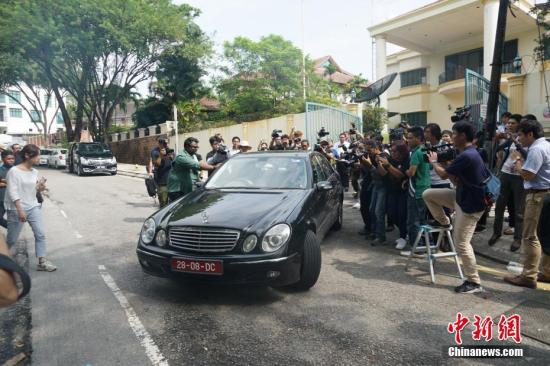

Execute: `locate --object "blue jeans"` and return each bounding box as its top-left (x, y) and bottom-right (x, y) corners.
top-left (369, 184), bottom-right (387, 241)
top-left (7, 207), bottom-right (47, 258)
top-left (407, 194), bottom-right (427, 246)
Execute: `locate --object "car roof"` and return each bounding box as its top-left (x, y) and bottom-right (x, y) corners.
top-left (232, 150), bottom-right (314, 159)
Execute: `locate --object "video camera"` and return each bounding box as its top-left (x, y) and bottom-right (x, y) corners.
top-left (451, 105), bottom-right (471, 123)
top-left (271, 129), bottom-right (283, 138)
top-left (422, 142), bottom-right (457, 163)
top-left (313, 127), bottom-right (331, 153)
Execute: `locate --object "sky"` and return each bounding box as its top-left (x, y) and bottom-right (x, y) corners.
top-left (177, 0), bottom-right (435, 83)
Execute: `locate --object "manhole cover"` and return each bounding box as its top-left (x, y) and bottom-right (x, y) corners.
top-left (504, 300), bottom-right (550, 345)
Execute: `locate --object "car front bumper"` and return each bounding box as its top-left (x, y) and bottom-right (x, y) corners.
top-left (82, 164), bottom-right (117, 174)
top-left (136, 244), bottom-right (301, 286)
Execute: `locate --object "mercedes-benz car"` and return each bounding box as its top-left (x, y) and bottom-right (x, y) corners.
top-left (136, 151), bottom-right (343, 290)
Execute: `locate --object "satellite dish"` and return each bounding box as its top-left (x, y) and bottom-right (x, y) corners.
top-left (354, 73), bottom-right (397, 104)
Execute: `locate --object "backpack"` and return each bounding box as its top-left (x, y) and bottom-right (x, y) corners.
top-left (145, 177), bottom-right (157, 197)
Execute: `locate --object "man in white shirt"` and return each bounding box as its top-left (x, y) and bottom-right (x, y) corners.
top-left (489, 114), bottom-right (526, 252)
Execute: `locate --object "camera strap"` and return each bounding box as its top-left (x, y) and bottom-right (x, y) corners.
top-left (0, 253), bottom-right (31, 300)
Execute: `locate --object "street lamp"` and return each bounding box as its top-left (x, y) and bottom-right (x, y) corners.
top-left (512, 56), bottom-right (522, 74)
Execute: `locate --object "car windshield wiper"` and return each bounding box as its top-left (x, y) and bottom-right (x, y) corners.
top-left (211, 186), bottom-right (263, 190)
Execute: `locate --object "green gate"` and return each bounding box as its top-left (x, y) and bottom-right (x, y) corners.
top-left (465, 69), bottom-right (508, 131)
top-left (305, 102), bottom-right (362, 143)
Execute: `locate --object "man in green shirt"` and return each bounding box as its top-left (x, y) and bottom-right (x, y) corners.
top-left (168, 137), bottom-right (216, 202)
top-left (405, 126), bottom-right (431, 248)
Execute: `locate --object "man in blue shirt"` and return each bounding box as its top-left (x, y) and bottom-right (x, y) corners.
top-left (504, 119), bottom-right (550, 289)
top-left (423, 122), bottom-right (489, 294)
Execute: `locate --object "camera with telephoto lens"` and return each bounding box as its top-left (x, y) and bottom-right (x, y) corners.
top-left (271, 129), bottom-right (283, 138)
top-left (422, 142), bottom-right (457, 163)
top-left (313, 127), bottom-right (331, 153)
top-left (451, 105), bottom-right (471, 123)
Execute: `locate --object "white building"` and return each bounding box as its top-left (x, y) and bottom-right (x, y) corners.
top-left (0, 84), bottom-right (66, 140)
top-left (368, 0), bottom-right (550, 133)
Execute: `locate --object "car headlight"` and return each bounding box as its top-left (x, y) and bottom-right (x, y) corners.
top-left (112, 157), bottom-right (117, 163)
top-left (80, 157), bottom-right (89, 164)
top-left (242, 235), bottom-right (257, 253)
top-left (141, 218), bottom-right (156, 244)
top-left (155, 229), bottom-right (167, 247)
top-left (261, 224), bottom-right (291, 252)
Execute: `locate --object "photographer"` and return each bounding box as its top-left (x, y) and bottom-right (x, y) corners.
top-left (153, 147), bottom-right (172, 207)
top-left (206, 136), bottom-right (229, 166)
top-left (424, 123), bottom-right (451, 189)
top-left (361, 140), bottom-right (390, 245)
top-left (318, 140), bottom-right (335, 161)
top-left (405, 127), bottom-right (431, 249)
top-left (147, 138), bottom-right (168, 178)
top-left (489, 114), bottom-right (526, 251)
top-left (381, 141), bottom-right (409, 249)
top-left (0, 150), bottom-right (15, 228)
top-left (300, 139), bottom-right (310, 151)
top-left (228, 136), bottom-right (241, 157)
top-left (350, 142), bottom-right (365, 198)
top-left (504, 119), bottom-right (550, 289)
top-left (269, 130), bottom-right (284, 150)
top-left (422, 122), bottom-right (488, 294)
top-left (335, 133), bottom-right (351, 191)
top-left (258, 140), bottom-right (269, 151)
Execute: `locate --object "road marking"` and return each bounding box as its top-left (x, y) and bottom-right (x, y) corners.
top-left (60, 210), bottom-right (68, 219)
top-left (98, 265), bottom-right (169, 366)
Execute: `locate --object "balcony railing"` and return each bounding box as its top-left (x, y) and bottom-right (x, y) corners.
top-left (439, 66), bottom-right (483, 85)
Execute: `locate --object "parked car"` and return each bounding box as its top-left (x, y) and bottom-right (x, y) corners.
top-left (39, 149), bottom-right (53, 166)
top-left (67, 142), bottom-right (117, 176)
top-left (47, 148), bottom-right (68, 169)
top-left (136, 151), bottom-right (343, 290)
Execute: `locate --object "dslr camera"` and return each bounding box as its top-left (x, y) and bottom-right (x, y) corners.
top-left (451, 105), bottom-right (471, 123)
top-left (422, 142), bottom-right (457, 163)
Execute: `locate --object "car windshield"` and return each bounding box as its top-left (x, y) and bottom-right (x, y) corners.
top-left (41, 149), bottom-right (52, 155)
top-left (206, 156), bottom-right (309, 190)
top-left (78, 144), bottom-right (111, 154)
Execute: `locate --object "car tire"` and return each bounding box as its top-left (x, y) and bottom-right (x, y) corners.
top-left (290, 230), bottom-right (321, 290)
top-left (111, 171), bottom-right (117, 176)
top-left (55, 161), bottom-right (58, 169)
top-left (77, 164), bottom-right (84, 176)
top-left (330, 200), bottom-right (343, 231)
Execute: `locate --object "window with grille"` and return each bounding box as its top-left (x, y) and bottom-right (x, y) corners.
top-left (400, 68), bottom-right (427, 88)
top-left (0, 108), bottom-right (4, 121)
top-left (8, 90), bottom-right (21, 103)
top-left (31, 110), bottom-right (41, 122)
top-left (401, 112), bottom-right (427, 127)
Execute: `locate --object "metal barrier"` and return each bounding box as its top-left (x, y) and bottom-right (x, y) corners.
top-left (465, 68), bottom-right (508, 132)
top-left (305, 102), bottom-right (362, 143)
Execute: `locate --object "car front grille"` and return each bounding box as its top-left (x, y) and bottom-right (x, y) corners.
top-left (169, 226), bottom-right (240, 253)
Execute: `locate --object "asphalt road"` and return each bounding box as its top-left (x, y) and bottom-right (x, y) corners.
top-left (3, 167), bottom-right (550, 365)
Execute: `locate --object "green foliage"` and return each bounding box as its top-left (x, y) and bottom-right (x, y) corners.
top-left (133, 98), bottom-right (171, 128)
top-left (107, 125), bottom-right (132, 135)
top-left (530, 3), bottom-right (550, 63)
top-left (362, 104), bottom-right (389, 134)
top-left (0, 0), bottom-right (210, 141)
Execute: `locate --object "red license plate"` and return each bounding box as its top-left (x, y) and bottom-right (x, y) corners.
top-left (171, 258), bottom-right (223, 275)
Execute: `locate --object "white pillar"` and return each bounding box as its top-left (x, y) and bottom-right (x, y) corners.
top-left (375, 35), bottom-right (388, 108)
top-left (483, 0), bottom-right (499, 79)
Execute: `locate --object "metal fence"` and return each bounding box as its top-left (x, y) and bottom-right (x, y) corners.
top-left (305, 102), bottom-right (362, 143)
top-left (465, 68), bottom-right (508, 132)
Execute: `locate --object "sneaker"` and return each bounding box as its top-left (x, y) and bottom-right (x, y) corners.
top-left (454, 280), bottom-right (483, 294)
top-left (400, 250), bottom-right (424, 258)
top-left (352, 202), bottom-right (361, 209)
top-left (395, 238), bottom-right (407, 250)
top-left (37, 259), bottom-right (57, 272)
top-left (504, 275), bottom-right (537, 289)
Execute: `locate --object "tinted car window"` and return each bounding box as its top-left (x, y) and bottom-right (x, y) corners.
top-left (311, 156), bottom-right (327, 183)
top-left (206, 156), bottom-right (308, 189)
top-left (41, 149), bottom-right (52, 155)
top-left (317, 155), bottom-right (335, 179)
top-left (78, 143), bottom-right (111, 154)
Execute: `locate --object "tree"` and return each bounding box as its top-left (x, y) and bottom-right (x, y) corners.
top-left (218, 35), bottom-right (305, 119)
top-left (362, 104), bottom-right (389, 134)
top-left (0, 0), bottom-right (209, 142)
top-left (133, 98), bottom-right (172, 128)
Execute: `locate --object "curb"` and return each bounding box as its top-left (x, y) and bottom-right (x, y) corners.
top-left (116, 170), bottom-right (147, 179)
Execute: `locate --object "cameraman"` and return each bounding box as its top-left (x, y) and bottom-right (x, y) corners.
top-left (206, 136), bottom-right (228, 166)
top-left (424, 123), bottom-right (451, 189)
top-left (423, 122), bottom-right (488, 294)
top-left (269, 131), bottom-right (284, 150)
top-left (335, 133), bottom-right (351, 191)
top-left (147, 138), bottom-right (168, 178)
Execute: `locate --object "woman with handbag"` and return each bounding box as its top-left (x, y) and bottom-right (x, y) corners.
top-left (5, 144), bottom-right (56, 272)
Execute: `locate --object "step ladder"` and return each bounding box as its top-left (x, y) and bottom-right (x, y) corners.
top-left (405, 224), bottom-right (463, 284)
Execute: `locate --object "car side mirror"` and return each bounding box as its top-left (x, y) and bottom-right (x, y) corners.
top-left (316, 181), bottom-right (333, 191)
top-left (194, 181), bottom-right (205, 188)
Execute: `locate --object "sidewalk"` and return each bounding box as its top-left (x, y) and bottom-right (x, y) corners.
top-left (116, 163), bottom-right (148, 179)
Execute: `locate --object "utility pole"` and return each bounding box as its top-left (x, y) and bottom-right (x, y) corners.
top-left (485, 0), bottom-right (509, 169)
top-left (301, 0), bottom-right (306, 100)
top-left (173, 104), bottom-right (179, 154)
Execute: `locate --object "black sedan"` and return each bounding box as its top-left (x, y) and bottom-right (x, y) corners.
top-left (136, 151), bottom-right (343, 290)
